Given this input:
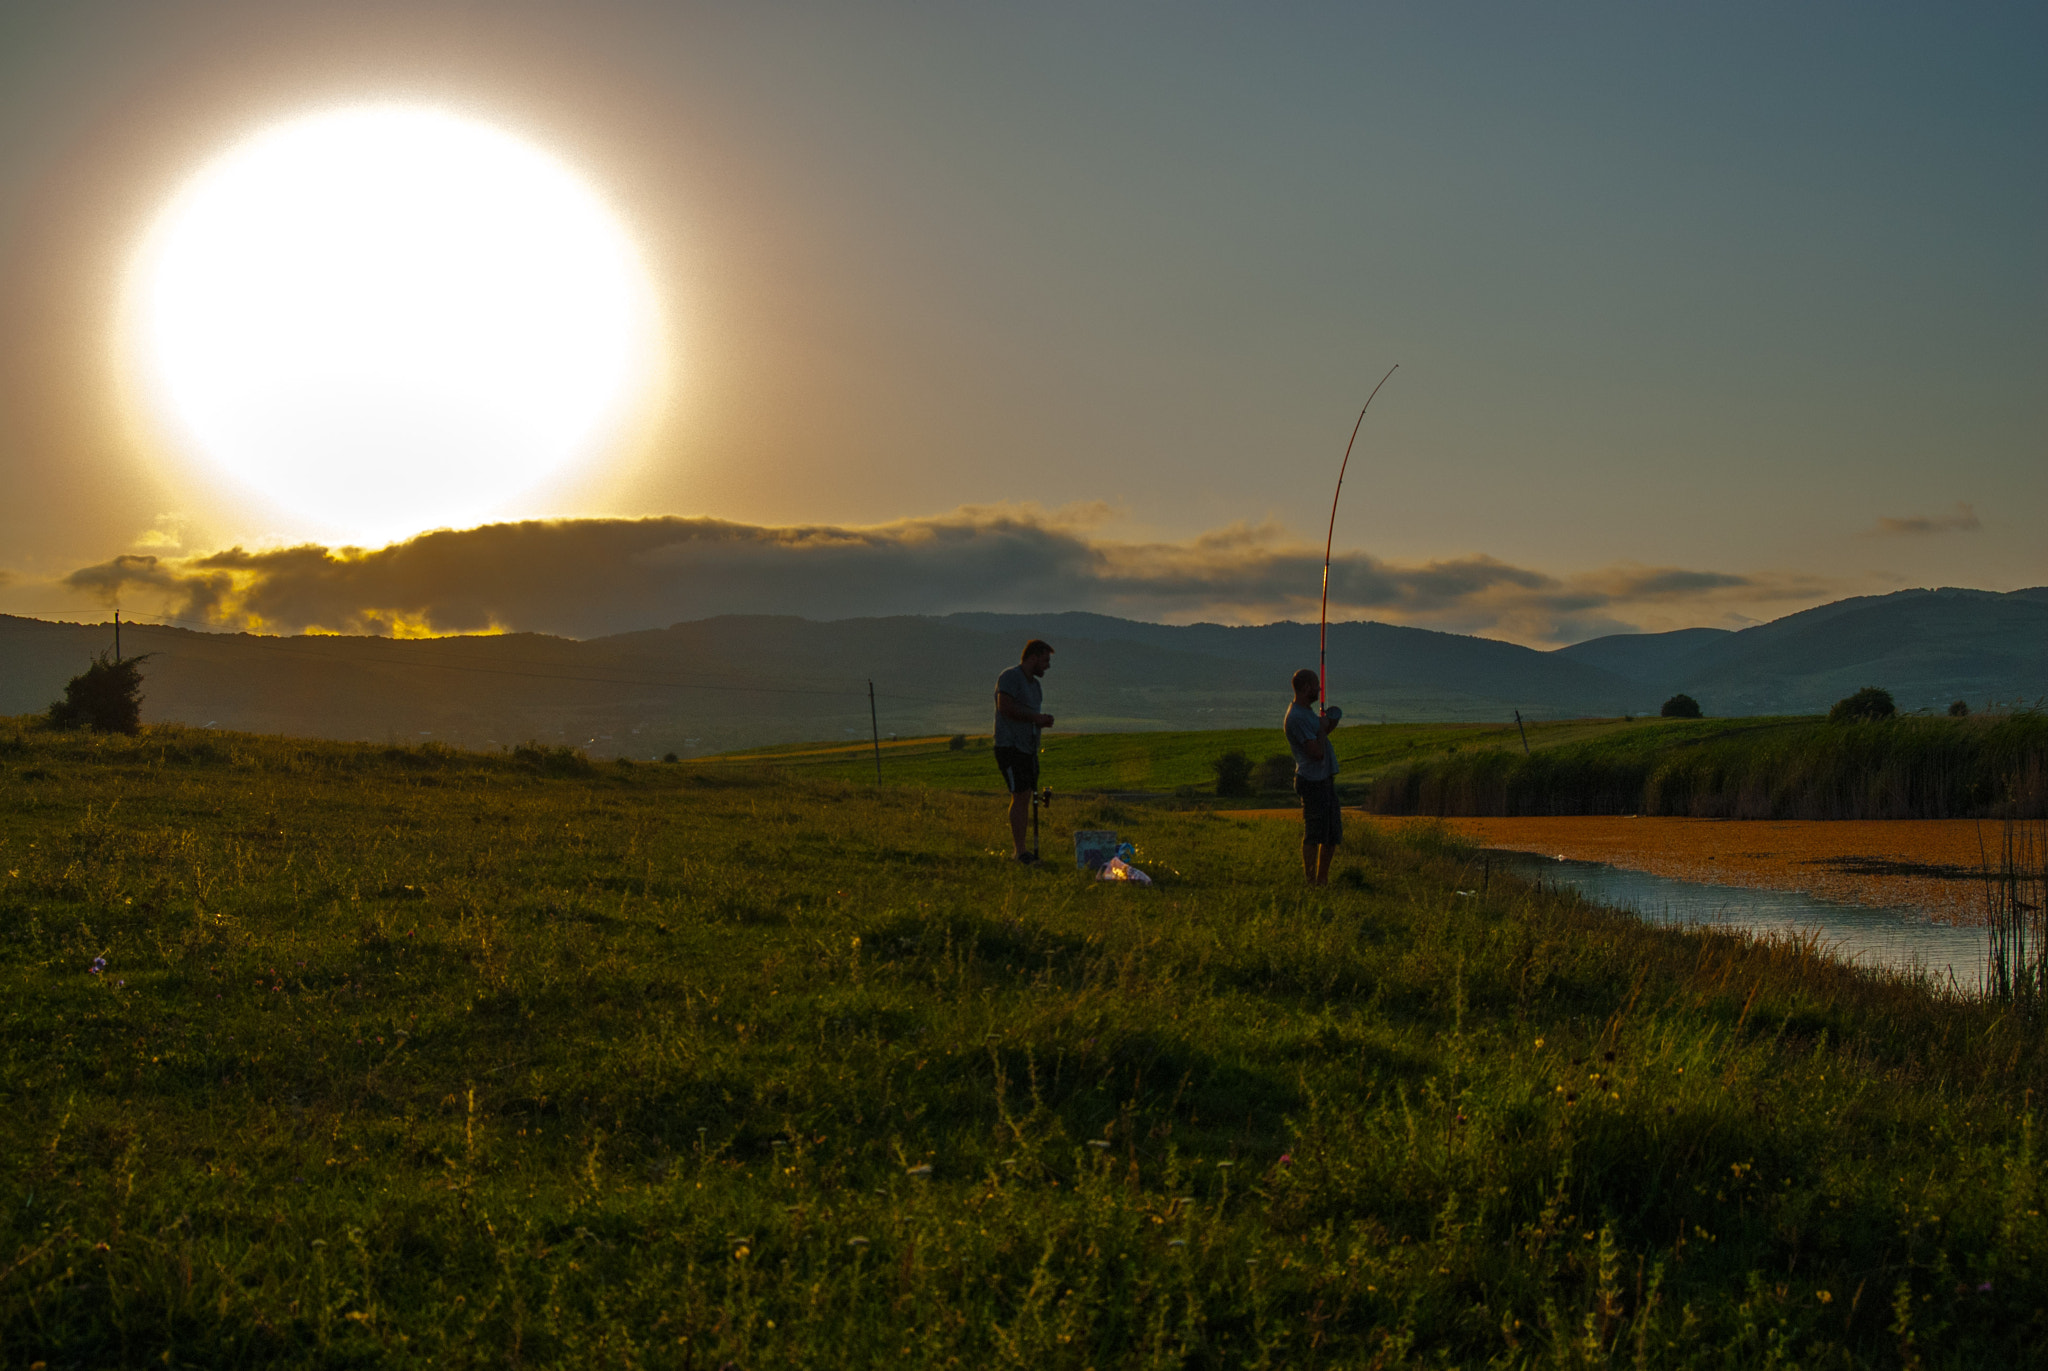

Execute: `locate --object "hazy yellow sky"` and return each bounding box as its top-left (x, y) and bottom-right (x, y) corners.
top-left (1, 1), bottom-right (2041, 643)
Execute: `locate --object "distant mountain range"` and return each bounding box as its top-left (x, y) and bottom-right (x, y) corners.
top-left (1553, 586), bottom-right (2048, 715)
top-left (2, 587), bottom-right (2041, 757)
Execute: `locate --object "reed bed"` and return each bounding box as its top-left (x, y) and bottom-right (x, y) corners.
top-left (1983, 816), bottom-right (2048, 1006)
top-left (1364, 713), bottom-right (2048, 821)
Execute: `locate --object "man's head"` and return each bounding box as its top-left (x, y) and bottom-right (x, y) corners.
top-left (1022, 639), bottom-right (1055, 676)
top-left (1291, 668), bottom-right (1320, 704)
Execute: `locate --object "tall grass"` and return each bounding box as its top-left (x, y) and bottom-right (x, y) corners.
top-left (1364, 712), bottom-right (2048, 820)
top-left (1983, 817), bottom-right (2048, 1006)
top-left (2, 720), bottom-right (2046, 1365)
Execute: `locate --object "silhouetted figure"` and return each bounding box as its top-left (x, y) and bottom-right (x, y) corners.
top-left (994, 640), bottom-right (1055, 861)
top-left (1285, 668), bottom-right (1342, 885)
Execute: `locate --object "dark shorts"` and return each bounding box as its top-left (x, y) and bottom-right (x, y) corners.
top-left (995, 746), bottom-right (1039, 795)
top-left (1297, 775), bottom-right (1342, 846)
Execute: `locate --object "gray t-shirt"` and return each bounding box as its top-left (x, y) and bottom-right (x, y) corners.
top-left (1285, 701), bottom-right (1337, 782)
top-left (993, 665), bottom-right (1043, 753)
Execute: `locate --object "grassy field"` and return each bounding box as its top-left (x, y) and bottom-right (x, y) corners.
top-left (3, 719), bottom-right (2046, 1367)
top-left (1362, 713), bottom-right (2048, 821)
top-left (705, 716), bottom-right (1701, 799)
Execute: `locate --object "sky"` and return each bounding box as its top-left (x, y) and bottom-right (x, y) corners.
top-left (0, 0), bottom-right (2041, 645)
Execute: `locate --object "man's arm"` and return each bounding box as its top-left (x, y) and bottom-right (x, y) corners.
top-left (997, 692), bottom-right (1054, 728)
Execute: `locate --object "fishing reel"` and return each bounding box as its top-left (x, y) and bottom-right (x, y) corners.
top-left (1032, 787), bottom-right (1052, 810)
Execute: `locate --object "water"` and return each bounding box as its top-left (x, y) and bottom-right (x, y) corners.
top-left (1483, 850), bottom-right (1987, 989)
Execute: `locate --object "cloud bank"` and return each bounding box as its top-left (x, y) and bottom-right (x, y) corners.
top-left (61, 507), bottom-right (1828, 644)
top-left (1867, 503), bottom-right (1982, 536)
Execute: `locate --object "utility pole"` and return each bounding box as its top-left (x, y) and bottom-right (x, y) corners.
top-left (113, 609), bottom-right (121, 664)
top-left (868, 680), bottom-right (882, 784)
top-left (1514, 709), bottom-right (1530, 756)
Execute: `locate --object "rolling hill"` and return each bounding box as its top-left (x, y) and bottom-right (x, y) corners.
top-left (3, 585), bottom-right (2041, 756)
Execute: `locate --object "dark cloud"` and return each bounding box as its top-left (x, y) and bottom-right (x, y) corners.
top-left (61, 507), bottom-right (1825, 644)
top-left (1868, 503), bottom-right (1982, 536)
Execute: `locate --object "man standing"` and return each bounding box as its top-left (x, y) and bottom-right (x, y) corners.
top-left (994, 639), bottom-right (1055, 862)
top-left (1285, 668), bottom-right (1343, 885)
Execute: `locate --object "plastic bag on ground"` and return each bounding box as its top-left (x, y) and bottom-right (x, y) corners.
top-left (1073, 830), bottom-right (1119, 870)
top-left (1096, 855), bottom-right (1152, 884)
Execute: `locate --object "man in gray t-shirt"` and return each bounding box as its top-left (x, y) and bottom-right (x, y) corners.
top-left (1285, 667), bottom-right (1343, 885)
top-left (994, 639), bottom-right (1055, 861)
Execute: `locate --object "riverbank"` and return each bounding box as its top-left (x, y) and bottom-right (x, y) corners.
top-left (1367, 815), bottom-right (1998, 924)
top-left (1223, 812), bottom-right (1999, 923)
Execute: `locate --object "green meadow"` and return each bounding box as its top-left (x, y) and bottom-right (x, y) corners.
top-left (740, 712), bottom-right (2048, 822)
top-left (707, 716), bottom-right (1688, 799)
top-left (2, 721), bottom-right (2044, 1367)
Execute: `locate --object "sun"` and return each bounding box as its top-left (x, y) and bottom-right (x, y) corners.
top-left (125, 104), bottom-right (664, 543)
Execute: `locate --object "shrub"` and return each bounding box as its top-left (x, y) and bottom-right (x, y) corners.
top-left (1660, 693), bottom-right (1702, 719)
top-left (1212, 750), bottom-right (1254, 797)
top-left (948, 734), bottom-right (966, 751)
top-left (662, 752), bottom-right (679, 763)
top-left (1252, 753), bottom-right (1296, 792)
top-left (511, 742), bottom-right (594, 775)
top-left (1830, 686), bottom-right (1896, 724)
top-left (1949, 700), bottom-right (1971, 718)
top-left (47, 651), bottom-right (149, 734)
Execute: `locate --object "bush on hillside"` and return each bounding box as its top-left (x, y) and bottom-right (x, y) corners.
top-left (511, 742), bottom-right (594, 775)
top-left (1660, 693), bottom-right (1702, 719)
top-left (1212, 750), bottom-right (1254, 797)
top-left (1253, 753), bottom-right (1296, 792)
top-left (948, 734), bottom-right (966, 751)
top-left (1949, 700), bottom-right (1972, 718)
top-left (1830, 686), bottom-right (1897, 724)
top-left (47, 651), bottom-right (149, 734)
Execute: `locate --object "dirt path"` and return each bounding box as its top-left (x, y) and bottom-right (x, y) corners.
top-left (1225, 812), bottom-right (2003, 923)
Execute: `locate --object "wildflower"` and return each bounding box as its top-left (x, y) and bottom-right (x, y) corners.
top-left (1277, 1153), bottom-right (1293, 1166)
top-left (1978, 1281), bottom-right (1994, 1293)
top-left (1817, 1290), bottom-right (1833, 1304)
top-left (89, 956), bottom-right (106, 975)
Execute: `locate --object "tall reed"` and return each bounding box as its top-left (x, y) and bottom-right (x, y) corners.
top-left (1363, 712), bottom-right (2048, 820)
top-left (1983, 815), bottom-right (2048, 1005)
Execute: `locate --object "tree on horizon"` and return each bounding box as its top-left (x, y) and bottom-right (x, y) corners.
top-left (47, 651), bottom-right (150, 734)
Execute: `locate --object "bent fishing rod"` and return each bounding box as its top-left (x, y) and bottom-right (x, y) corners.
top-left (1319, 363), bottom-right (1399, 711)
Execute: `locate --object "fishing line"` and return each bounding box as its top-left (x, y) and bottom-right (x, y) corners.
top-left (1319, 363), bottom-right (1398, 709)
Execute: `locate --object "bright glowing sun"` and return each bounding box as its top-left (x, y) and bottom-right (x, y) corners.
top-left (127, 104), bottom-right (663, 542)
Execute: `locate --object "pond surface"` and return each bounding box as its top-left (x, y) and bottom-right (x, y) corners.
top-left (1483, 849), bottom-right (1988, 990)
